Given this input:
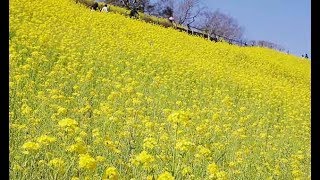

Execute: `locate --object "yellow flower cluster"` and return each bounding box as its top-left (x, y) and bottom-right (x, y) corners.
top-left (67, 141), bottom-right (88, 154)
top-left (48, 158), bottom-right (65, 171)
top-left (157, 171), bottom-right (175, 180)
top-left (37, 135), bottom-right (56, 145)
top-left (22, 141), bottom-right (40, 153)
top-left (143, 137), bottom-right (157, 150)
top-left (78, 154), bottom-right (97, 170)
top-left (167, 111), bottom-right (192, 127)
top-left (207, 162), bottom-right (228, 180)
top-left (103, 167), bottom-right (119, 180)
top-left (131, 151), bottom-right (155, 169)
top-left (58, 118), bottom-right (78, 128)
top-left (175, 139), bottom-right (195, 152)
top-left (9, 0), bottom-right (310, 178)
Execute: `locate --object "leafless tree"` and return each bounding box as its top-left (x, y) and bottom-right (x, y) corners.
top-left (175, 0), bottom-right (203, 25)
top-left (196, 10), bottom-right (244, 41)
top-left (105, 0), bottom-right (151, 11)
top-left (151, 0), bottom-right (174, 16)
top-left (153, 0), bottom-right (203, 26)
top-left (250, 40), bottom-right (285, 51)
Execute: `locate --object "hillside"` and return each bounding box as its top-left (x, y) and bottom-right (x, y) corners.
top-left (9, 0), bottom-right (311, 179)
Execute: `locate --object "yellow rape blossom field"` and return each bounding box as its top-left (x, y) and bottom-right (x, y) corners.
top-left (9, 0), bottom-right (310, 179)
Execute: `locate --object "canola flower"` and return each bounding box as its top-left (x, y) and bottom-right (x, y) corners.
top-left (37, 135), bottom-right (56, 145)
top-left (167, 111), bottom-right (192, 127)
top-left (78, 154), bottom-right (97, 170)
top-left (58, 118), bottom-right (78, 128)
top-left (182, 166), bottom-right (192, 176)
top-left (48, 158), bottom-right (65, 172)
top-left (96, 156), bottom-right (106, 163)
top-left (103, 167), bottom-right (119, 180)
top-left (131, 151), bottom-right (155, 169)
top-left (9, 0), bottom-right (310, 178)
top-left (67, 141), bottom-right (88, 154)
top-left (21, 141), bottom-right (40, 153)
top-left (175, 139), bottom-right (195, 152)
top-left (143, 137), bottom-right (157, 150)
top-left (157, 171), bottom-right (175, 180)
top-left (207, 162), bottom-right (219, 177)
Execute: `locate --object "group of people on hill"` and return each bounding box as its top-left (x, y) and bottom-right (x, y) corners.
top-left (302, 53), bottom-right (309, 59)
top-left (91, 2), bottom-right (108, 13)
top-left (90, 2), bottom-right (138, 18)
top-left (90, 2), bottom-right (176, 22)
top-left (91, 3), bottom-right (138, 18)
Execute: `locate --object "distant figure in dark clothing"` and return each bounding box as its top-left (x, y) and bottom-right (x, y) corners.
top-left (187, 23), bottom-right (191, 30)
top-left (129, 8), bottom-right (139, 18)
top-left (302, 54), bottom-right (304, 58)
top-left (186, 24), bottom-right (191, 33)
top-left (305, 53), bottom-right (309, 59)
top-left (91, 2), bottom-right (99, 11)
top-left (212, 36), bottom-right (218, 42)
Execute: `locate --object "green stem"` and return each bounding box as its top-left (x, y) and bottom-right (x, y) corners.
top-left (172, 123), bottom-right (178, 176)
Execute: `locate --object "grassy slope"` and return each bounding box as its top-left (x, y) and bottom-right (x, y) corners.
top-left (10, 0), bottom-right (310, 179)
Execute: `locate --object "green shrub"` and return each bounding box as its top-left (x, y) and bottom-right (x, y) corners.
top-left (75, 0), bottom-right (94, 8)
top-left (140, 14), bottom-right (154, 23)
top-left (109, 5), bottom-right (130, 16)
top-left (97, 2), bottom-right (105, 10)
top-left (159, 21), bottom-right (173, 28)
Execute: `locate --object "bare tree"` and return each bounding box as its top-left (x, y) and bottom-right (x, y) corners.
top-left (151, 0), bottom-right (174, 16)
top-left (196, 10), bottom-right (244, 41)
top-left (142, 3), bottom-right (156, 14)
top-left (161, 6), bottom-right (174, 17)
top-left (175, 0), bottom-right (203, 25)
top-left (250, 40), bottom-right (285, 51)
top-left (105, 0), bottom-right (150, 11)
top-left (153, 0), bottom-right (203, 26)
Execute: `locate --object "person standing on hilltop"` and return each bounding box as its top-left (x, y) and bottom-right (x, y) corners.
top-left (169, 16), bottom-right (174, 23)
top-left (101, 4), bottom-right (109, 13)
top-left (168, 16), bottom-right (177, 28)
top-left (129, 7), bottom-right (139, 18)
top-left (91, 2), bottom-right (99, 11)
